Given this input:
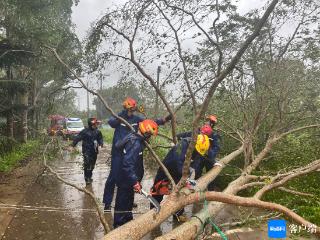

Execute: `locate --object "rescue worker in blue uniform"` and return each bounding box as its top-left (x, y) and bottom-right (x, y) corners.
top-left (72, 117), bottom-right (104, 185)
top-left (150, 134), bottom-right (210, 221)
top-left (103, 97), bottom-right (171, 210)
top-left (113, 119), bottom-right (158, 228)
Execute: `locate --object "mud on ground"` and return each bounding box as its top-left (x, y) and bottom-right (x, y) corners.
top-left (1, 144), bottom-right (317, 240)
top-left (0, 154), bottom-right (44, 238)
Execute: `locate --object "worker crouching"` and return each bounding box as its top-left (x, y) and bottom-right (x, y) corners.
top-left (150, 134), bottom-right (210, 221)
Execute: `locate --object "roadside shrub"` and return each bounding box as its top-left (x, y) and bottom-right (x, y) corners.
top-left (100, 128), bottom-right (114, 144)
top-left (0, 136), bottom-right (18, 155)
top-left (0, 140), bottom-right (40, 172)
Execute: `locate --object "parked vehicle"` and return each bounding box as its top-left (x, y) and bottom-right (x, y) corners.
top-left (62, 118), bottom-right (84, 139)
top-left (47, 115), bottom-right (65, 136)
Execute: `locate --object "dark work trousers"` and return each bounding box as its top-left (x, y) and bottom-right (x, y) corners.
top-left (195, 159), bottom-right (216, 191)
top-left (103, 149), bottom-right (121, 207)
top-left (103, 173), bottom-right (115, 206)
top-left (83, 153), bottom-right (97, 180)
top-left (113, 186), bottom-right (134, 228)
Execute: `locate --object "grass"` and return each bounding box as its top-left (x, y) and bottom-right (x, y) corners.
top-left (100, 128), bottom-right (115, 144)
top-left (0, 140), bottom-right (40, 172)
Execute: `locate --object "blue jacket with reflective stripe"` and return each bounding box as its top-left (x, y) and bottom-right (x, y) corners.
top-left (72, 127), bottom-right (103, 156)
top-left (108, 110), bottom-right (165, 176)
top-left (114, 133), bottom-right (145, 188)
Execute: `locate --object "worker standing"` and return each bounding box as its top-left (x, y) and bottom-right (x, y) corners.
top-left (103, 97), bottom-right (171, 210)
top-left (71, 117), bottom-right (103, 185)
top-left (113, 119), bottom-right (158, 228)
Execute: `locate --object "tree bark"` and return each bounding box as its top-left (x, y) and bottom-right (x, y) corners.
top-left (102, 147), bottom-right (243, 240)
top-left (104, 191), bottom-right (320, 240)
top-left (178, 0), bottom-right (280, 187)
top-left (20, 90), bottom-right (28, 143)
top-left (155, 192), bottom-right (320, 240)
top-left (6, 110), bottom-right (14, 138)
top-left (6, 67), bottom-right (14, 139)
top-left (159, 126), bottom-right (320, 239)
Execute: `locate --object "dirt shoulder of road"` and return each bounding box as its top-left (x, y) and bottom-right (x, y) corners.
top-left (0, 155), bottom-right (44, 238)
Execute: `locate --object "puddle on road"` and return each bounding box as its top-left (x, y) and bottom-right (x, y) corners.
top-left (2, 144), bottom-right (283, 240)
top-left (2, 146), bottom-right (201, 240)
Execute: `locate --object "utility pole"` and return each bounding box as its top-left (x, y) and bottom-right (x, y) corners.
top-left (155, 66), bottom-right (161, 117)
top-left (87, 80), bottom-right (90, 119)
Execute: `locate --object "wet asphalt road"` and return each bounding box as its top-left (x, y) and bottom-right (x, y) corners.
top-left (2, 144), bottom-right (310, 240)
top-left (1, 146), bottom-right (183, 240)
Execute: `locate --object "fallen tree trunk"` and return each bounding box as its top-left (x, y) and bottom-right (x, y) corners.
top-left (157, 170), bottom-right (320, 239)
top-left (106, 191), bottom-right (320, 240)
top-left (158, 131), bottom-right (320, 240)
top-left (103, 147), bottom-right (243, 239)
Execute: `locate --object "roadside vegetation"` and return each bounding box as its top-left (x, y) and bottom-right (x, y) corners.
top-left (215, 131), bottom-right (320, 235)
top-left (100, 128), bottom-right (114, 145)
top-left (1, 0), bottom-right (320, 239)
top-left (0, 138), bottom-right (40, 172)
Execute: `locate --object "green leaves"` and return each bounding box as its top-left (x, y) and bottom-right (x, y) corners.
top-left (0, 140), bottom-right (40, 172)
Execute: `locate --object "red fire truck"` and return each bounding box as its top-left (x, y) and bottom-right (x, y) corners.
top-left (47, 115), bottom-right (65, 136)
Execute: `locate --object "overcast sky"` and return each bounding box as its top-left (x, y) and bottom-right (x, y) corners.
top-left (71, 0), bottom-right (266, 111)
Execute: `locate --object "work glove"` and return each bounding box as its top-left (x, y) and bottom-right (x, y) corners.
top-left (185, 179), bottom-right (197, 190)
top-left (133, 182), bottom-right (142, 193)
top-left (213, 161), bottom-right (222, 167)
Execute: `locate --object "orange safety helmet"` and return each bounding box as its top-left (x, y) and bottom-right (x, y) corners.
top-left (123, 97), bottom-right (137, 110)
top-left (139, 119), bottom-right (158, 136)
top-left (206, 114), bottom-right (217, 123)
top-left (200, 124), bottom-right (213, 136)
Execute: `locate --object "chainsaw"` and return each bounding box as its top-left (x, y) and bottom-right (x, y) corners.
top-left (140, 189), bottom-right (161, 213)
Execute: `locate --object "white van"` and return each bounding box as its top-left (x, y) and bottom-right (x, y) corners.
top-left (62, 118), bottom-right (84, 139)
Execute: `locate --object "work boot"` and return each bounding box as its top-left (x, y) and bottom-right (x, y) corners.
top-left (132, 202), bottom-right (138, 208)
